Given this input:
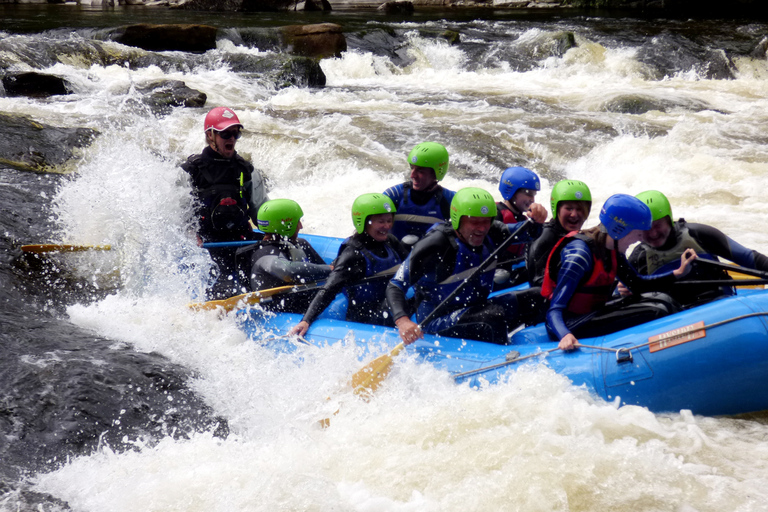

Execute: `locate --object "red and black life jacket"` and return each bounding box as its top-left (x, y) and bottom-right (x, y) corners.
top-left (541, 232), bottom-right (617, 315)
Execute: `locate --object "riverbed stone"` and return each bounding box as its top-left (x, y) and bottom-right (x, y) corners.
top-left (136, 79), bottom-right (208, 114)
top-left (1, 72), bottom-right (71, 98)
top-left (281, 23), bottom-right (347, 59)
top-left (0, 113), bottom-right (97, 173)
top-left (109, 23), bottom-right (218, 53)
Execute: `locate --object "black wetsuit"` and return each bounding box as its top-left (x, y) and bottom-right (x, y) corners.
top-left (301, 233), bottom-right (409, 326)
top-left (247, 237), bottom-right (331, 313)
top-left (182, 146), bottom-right (269, 299)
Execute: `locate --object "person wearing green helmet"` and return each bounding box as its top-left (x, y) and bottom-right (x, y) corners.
top-left (543, 194), bottom-right (697, 352)
top-left (387, 187), bottom-right (546, 345)
top-left (383, 142), bottom-right (456, 244)
top-left (507, 179), bottom-right (593, 326)
top-left (627, 190), bottom-right (768, 305)
top-left (289, 193), bottom-right (410, 336)
top-left (245, 199), bottom-right (331, 312)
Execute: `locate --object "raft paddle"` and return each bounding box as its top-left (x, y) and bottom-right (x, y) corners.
top-left (21, 244), bottom-right (112, 254)
top-left (188, 282), bottom-right (323, 312)
top-left (693, 258), bottom-right (768, 280)
top-left (345, 218), bottom-right (534, 399)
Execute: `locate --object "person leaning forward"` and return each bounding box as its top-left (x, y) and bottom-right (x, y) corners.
top-left (387, 187), bottom-right (547, 346)
top-left (626, 190), bottom-right (768, 305)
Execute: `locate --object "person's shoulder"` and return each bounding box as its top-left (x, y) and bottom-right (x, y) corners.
top-left (383, 182), bottom-right (406, 198)
top-left (440, 186), bottom-right (456, 199)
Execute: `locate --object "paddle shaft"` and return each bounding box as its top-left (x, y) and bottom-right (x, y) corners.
top-left (674, 279), bottom-right (768, 287)
top-left (694, 258), bottom-right (768, 279)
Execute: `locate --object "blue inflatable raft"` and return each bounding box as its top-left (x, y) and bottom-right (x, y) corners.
top-left (237, 234), bottom-right (768, 417)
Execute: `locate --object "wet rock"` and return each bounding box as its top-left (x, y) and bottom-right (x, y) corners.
top-left (136, 79), bottom-right (208, 115)
top-left (637, 31), bottom-right (737, 80)
top-left (223, 53), bottom-right (326, 88)
top-left (378, 1), bottom-right (414, 14)
top-left (281, 23), bottom-right (347, 59)
top-left (601, 94), bottom-right (719, 115)
top-left (108, 23), bottom-right (219, 53)
top-left (1, 72), bottom-right (71, 98)
top-left (750, 37), bottom-right (768, 59)
top-left (440, 30), bottom-right (461, 45)
top-left (0, 113), bottom-right (97, 173)
top-left (346, 27), bottom-right (415, 67)
top-left (300, 0), bottom-right (333, 10)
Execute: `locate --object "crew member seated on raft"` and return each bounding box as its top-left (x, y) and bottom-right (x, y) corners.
top-left (246, 199), bottom-right (331, 313)
top-left (383, 142), bottom-right (456, 245)
top-left (515, 179), bottom-right (592, 325)
top-left (387, 187), bottom-right (547, 346)
top-left (543, 194), bottom-right (697, 352)
top-left (625, 190), bottom-right (768, 305)
top-left (182, 107), bottom-right (269, 299)
top-left (494, 166), bottom-right (546, 288)
top-left (289, 193), bottom-right (409, 337)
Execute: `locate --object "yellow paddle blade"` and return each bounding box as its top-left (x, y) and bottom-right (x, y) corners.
top-left (350, 342), bottom-right (406, 400)
top-left (21, 244), bottom-right (112, 254)
top-left (187, 284), bottom-right (299, 312)
top-left (728, 270), bottom-right (767, 288)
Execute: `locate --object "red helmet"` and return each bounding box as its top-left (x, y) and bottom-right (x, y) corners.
top-left (204, 107), bottom-right (243, 132)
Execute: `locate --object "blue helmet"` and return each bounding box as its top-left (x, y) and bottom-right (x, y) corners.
top-left (498, 167), bottom-right (541, 201)
top-left (599, 194), bottom-right (652, 240)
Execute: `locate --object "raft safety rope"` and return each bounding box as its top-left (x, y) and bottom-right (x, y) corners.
top-left (452, 311), bottom-right (768, 381)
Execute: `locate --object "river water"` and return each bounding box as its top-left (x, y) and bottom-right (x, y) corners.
top-left (2, 6), bottom-right (768, 511)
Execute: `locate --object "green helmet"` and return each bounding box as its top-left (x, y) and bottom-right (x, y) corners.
top-left (257, 199), bottom-right (303, 237)
top-left (450, 187), bottom-right (497, 230)
top-left (407, 142), bottom-right (450, 181)
top-left (351, 193), bottom-right (397, 234)
top-left (635, 190), bottom-right (673, 222)
top-left (550, 179), bottom-right (592, 217)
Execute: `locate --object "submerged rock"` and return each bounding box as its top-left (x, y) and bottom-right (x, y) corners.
top-left (105, 23), bottom-right (219, 53)
top-left (281, 23), bottom-right (347, 59)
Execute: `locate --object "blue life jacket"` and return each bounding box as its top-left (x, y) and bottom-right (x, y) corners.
top-left (386, 183), bottom-right (449, 240)
top-left (344, 242), bottom-right (402, 304)
top-left (415, 225), bottom-right (496, 322)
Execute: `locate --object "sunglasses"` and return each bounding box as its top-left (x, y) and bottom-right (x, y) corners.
top-left (217, 130), bottom-right (242, 140)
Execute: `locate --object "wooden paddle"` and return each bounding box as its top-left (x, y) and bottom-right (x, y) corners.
top-left (21, 244), bottom-right (112, 254)
top-left (343, 219), bottom-right (534, 400)
top-left (188, 282), bottom-right (323, 312)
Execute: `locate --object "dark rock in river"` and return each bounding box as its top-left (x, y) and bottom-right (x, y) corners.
top-left (1, 72), bottom-right (71, 98)
top-left (601, 94), bottom-right (719, 115)
top-left (136, 79), bottom-right (208, 115)
top-left (281, 23), bottom-right (347, 59)
top-left (637, 31), bottom-right (737, 80)
top-left (0, 113), bottom-right (97, 173)
top-left (379, 1), bottom-right (415, 14)
top-left (106, 24), bottom-right (219, 53)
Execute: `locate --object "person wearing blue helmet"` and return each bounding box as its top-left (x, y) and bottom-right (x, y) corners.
top-left (542, 194), bottom-right (697, 351)
top-left (495, 166), bottom-right (546, 287)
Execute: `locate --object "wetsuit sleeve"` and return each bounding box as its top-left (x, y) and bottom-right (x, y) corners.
top-left (499, 218), bottom-right (543, 243)
top-left (386, 231), bottom-right (452, 321)
top-left (383, 184), bottom-right (404, 204)
top-left (545, 240), bottom-right (593, 340)
top-left (301, 247), bottom-right (367, 325)
top-left (254, 254), bottom-right (331, 284)
top-left (688, 223), bottom-right (768, 271)
top-left (297, 238), bottom-right (327, 265)
top-left (615, 253), bottom-right (677, 292)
